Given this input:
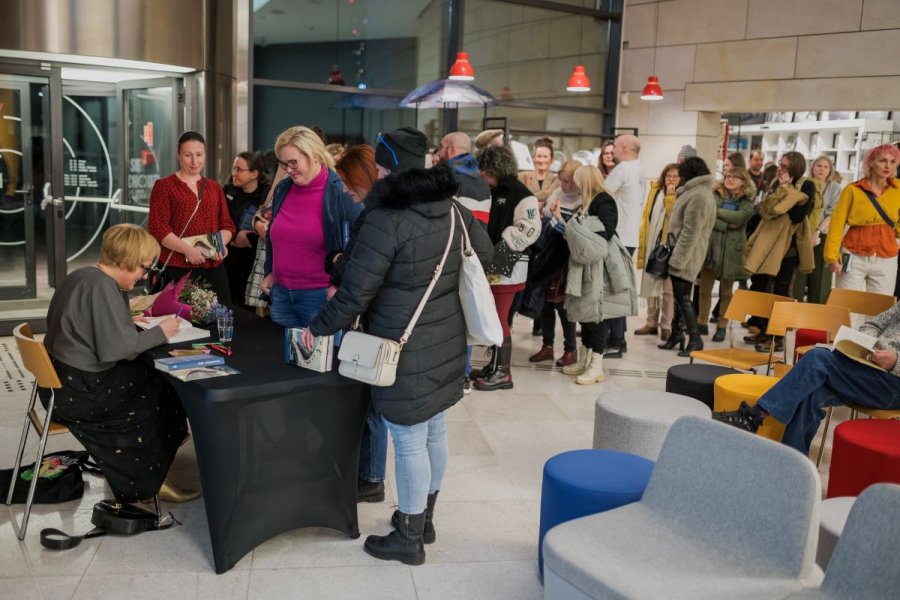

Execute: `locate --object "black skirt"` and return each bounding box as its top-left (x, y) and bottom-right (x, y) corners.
top-left (39, 359), bottom-right (188, 503)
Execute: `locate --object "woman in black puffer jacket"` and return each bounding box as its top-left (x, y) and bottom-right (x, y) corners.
top-left (306, 164), bottom-right (492, 566)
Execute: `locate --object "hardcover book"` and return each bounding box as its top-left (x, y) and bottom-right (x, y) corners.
top-left (285, 328), bottom-right (334, 373)
top-left (154, 354), bottom-right (225, 372)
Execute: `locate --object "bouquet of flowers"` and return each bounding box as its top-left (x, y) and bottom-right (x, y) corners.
top-left (179, 279), bottom-right (220, 324)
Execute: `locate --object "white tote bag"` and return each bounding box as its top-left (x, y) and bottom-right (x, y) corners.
top-left (453, 206), bottom-right (503, 347)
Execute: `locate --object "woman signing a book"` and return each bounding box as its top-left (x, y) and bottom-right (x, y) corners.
top-left (40, 224), bottom-right (197, 503)
top-left (148, 131), bottom-right (236, 305)
top-left (714, 302), bottom-right (900, 455)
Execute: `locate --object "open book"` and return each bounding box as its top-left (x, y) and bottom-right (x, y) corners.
top-left (818, 325), bottom-right (884, 371)
top-left (137, 315), bottom-right (211, 344)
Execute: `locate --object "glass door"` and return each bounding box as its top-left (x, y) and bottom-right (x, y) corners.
top-left (116, 78), bottom-right (183, 225)
top-left (0, 71), bottom-right (54, 300)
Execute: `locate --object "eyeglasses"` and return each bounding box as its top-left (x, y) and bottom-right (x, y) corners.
top-left (140, 262), bottom-right (158, 276)
top-left (724, 174), bottom-right (741, 180)
top-left (277, 158), bottom-right (300, 172)
top-left (376, 133), bottom-right (399, 166)
top-left (231, 166), bottom-right (251, 173)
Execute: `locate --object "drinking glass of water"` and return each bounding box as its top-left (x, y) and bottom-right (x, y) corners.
top-left (217, 314), bottom-right (234, 343)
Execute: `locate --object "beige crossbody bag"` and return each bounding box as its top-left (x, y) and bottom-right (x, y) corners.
top-left (338, 207), bottom-right (456, 387)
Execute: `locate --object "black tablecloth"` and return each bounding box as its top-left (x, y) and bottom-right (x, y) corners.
top-left (146, 310), bottom-right (369, 573)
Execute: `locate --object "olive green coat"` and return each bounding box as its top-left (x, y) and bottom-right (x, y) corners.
top-left (710, 188), bottom-right (755, 280)
top-left (668, 175), bottom-right (717, 282)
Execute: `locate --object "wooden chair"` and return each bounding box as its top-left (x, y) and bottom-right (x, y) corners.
top-left (795, 289), bottom-right (896, 358)
top-left (7, 323), bottom-right (70, 540)
top-left (713, 302), bottom-right (851, 443)
top-left (690, 290), bottom-right (796, 374)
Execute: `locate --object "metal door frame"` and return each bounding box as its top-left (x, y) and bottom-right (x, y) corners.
top-left (0, 62), bottom-right (64, 298)
top-left (116, 77), bottom-right (184, 217)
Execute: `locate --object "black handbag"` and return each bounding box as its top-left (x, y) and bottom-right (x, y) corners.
top-left (40, 499), bottom-right (179, 550)
top-left (645, 233), bottom-right (674, 279)
top-left (0, 450), bottom-right (98, 504)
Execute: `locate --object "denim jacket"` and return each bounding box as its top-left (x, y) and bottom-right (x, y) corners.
top-left (264, 169), bottom-right (362, 276)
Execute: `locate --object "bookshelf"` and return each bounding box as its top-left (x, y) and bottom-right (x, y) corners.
top-left (729, 119), bottom-right (897, 181)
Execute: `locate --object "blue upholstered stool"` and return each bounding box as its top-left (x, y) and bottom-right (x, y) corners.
top-left (538, 449), bottom-right (655, 577)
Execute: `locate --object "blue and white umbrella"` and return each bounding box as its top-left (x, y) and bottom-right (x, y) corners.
top-left (400, 79), bottom-right (496, 109)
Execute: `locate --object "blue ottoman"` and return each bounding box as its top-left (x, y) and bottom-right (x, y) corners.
top-left (538, 449), bottom-right (654, 577)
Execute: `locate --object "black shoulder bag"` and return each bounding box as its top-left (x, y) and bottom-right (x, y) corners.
top-left (144, 178), bottom-right (207, 294)
top-left (856, 184), bottom-right (897, 230)
top-left (645, 232), bottom-right (675, 279)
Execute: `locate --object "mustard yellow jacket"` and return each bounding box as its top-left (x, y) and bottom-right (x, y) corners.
top-left (823, 179), bottom-right (900, 265)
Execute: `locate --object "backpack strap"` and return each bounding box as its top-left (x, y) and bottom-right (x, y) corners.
top-left (854, 183), bottom-right (896, 229)
top-left (40, 526), bottom-right (106, 550)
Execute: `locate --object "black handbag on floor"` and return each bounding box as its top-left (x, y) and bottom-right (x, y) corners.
top-left (645, 233), bottom-right (674, 279)
top-left (40, 500), bottom-right (179, 550)
top-left (0, 451), bottom-right (98, 504)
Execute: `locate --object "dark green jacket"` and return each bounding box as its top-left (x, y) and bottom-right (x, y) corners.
top-left (712, 188), bottom-right (755, 280)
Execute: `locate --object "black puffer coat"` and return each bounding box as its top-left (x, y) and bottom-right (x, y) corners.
top-left (309, 166), bottom-right (493, 425)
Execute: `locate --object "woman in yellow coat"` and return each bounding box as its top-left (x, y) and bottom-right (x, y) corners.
top-left (634, 164), bottom-right (679, 341)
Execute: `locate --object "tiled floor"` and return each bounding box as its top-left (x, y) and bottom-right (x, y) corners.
top-left (0, 312), bottom-right (844, 599)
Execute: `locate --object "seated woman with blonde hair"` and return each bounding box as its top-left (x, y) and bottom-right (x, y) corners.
top-left (40, 224), bottom-right (195, 503)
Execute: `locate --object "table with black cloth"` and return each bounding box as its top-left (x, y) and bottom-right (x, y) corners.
top-left (145, 309), bottom-right (369, 574)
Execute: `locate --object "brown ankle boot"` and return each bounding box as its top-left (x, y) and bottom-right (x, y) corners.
top-left (555, 350), bottom-right (578, 367)
top-left (529, 345), bottom-right (554, 363)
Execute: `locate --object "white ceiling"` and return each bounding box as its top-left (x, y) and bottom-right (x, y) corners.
top-left (253, 0), bottom-right (434, 46)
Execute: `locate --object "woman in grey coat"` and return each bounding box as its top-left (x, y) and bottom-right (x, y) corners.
top-left (658, 157), bottom-right (717, 357)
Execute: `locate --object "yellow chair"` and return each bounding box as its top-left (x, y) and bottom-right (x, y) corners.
top-left (714, 302), bottom-right (852, 445)
top-left (7, 323), bottom-right (69, 540)
top-left (690, 290), bottom-right (796, 373)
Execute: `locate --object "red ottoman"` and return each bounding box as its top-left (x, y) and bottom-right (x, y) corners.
top-left (827, 419), bottom-right (900, 498)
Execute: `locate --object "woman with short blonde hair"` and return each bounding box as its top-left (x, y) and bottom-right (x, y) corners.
top-left (274, 125), bottom-right (335, 170)
top-left (40, 223), bottom-right (192, 504)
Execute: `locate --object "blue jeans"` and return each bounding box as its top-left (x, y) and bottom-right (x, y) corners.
top-left (384, 411), bottom-right (448, 514)
top-left (757, 348), bottom-right (900, 454)
top-left (465, 345), bottom-right (473, 376)
top-left (269, 284), bottom-right (328, 329)
top-left (359, 404), bottom-right (387, 483)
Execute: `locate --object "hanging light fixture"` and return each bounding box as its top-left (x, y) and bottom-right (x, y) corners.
top-left (641, 75), bottom-right (663, 101)
top-left (640, 3), bottom-right (664, 101)
top-left (448, 52), bottom-right (474, 81)
top-left (567, 65), bottom-right (591, 92)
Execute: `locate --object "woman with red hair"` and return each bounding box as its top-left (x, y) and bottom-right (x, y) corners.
top-left (823, 144), bottom-right (900, 294)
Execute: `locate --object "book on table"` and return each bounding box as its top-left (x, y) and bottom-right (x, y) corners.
top-left (154, 354), bottom-right (225, 372)
top-left (167, 365), bottom-right (240, 381)
top-left (137, 315), bottom-right (211, 344)
top-left (817, 325), bottom-right (884, 371)
top-left (284, 328), bottom-right (335, 373)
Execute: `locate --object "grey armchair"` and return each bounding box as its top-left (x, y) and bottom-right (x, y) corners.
top-left (543, 415), bottom-right (822, 599)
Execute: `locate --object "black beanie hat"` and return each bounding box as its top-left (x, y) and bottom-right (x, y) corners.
top-left (375, 127), bottom-right (428, 172)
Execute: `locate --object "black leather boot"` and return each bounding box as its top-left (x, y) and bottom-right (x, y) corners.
top-left (676, 292), bottom-right (703, 357)
top-left (474, 338), bottom-right (513, 391)
top-left (474, 345), bottom-right (497, 379)
top-left (364, 511), bottom-right (426, 565)
top-left (658, 314), bottom-right (684, 350)
top-left (392, 491), bottom-right (438, 544)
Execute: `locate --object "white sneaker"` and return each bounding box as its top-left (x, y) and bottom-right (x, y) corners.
top-left (562, 346), bottom-right (592, 376)
top-left (576, 354), bottom-right (605, 385)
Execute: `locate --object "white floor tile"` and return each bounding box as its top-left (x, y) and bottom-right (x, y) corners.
top-left (247, 565), bottom-right (416, 600)
top-left (412, 560), bottom-right (543, 600)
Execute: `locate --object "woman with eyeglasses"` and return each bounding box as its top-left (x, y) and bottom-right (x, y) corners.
top-left (223, 151), bottom-right (270, 309)
top-left (259, 125), bottom-right (361, 328)
top-left (598, 141), bottom-right (616, 178)
top-left (148, 131), bottom-right (236, 305)
top-left (39, 224), bottom-right (195, 504)
top-left (697, 167), bottom-right (755, 342)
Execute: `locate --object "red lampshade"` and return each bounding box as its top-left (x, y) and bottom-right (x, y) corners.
top-left (641, 75), bottom-right (664, 101)
top-left (448, 52), bottom-right (474, 81)
top-left (566, 65), bottom-right (591, 92)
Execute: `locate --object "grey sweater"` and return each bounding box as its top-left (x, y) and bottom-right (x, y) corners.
top-left (859, 302), bottom-right (900, 377)
top-left (45, 267), bottom-right (167, 372)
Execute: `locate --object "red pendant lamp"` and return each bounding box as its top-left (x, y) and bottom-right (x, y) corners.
top-left (566, 65), bottom-right (591, 92)
top-left (641, 75), bottom-right (664, 101)
top-left (448, 52), bottom-right (474, 81)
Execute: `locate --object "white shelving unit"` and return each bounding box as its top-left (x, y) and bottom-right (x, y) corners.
top-left (730, 119), bottom-right (897, 181)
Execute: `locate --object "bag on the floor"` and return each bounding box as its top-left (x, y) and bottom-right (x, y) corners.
top-left (40, 499), bottom-right (179, 550)
top-left (0, 451), bottom-right (99, 504)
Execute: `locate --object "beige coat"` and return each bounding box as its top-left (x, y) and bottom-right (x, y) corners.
top-left (667, 175), bottom-right (717, 282)
top-left (742, 184), bottom-right (815, 276)
top-left (518, 171), bottom-right (559, 205)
